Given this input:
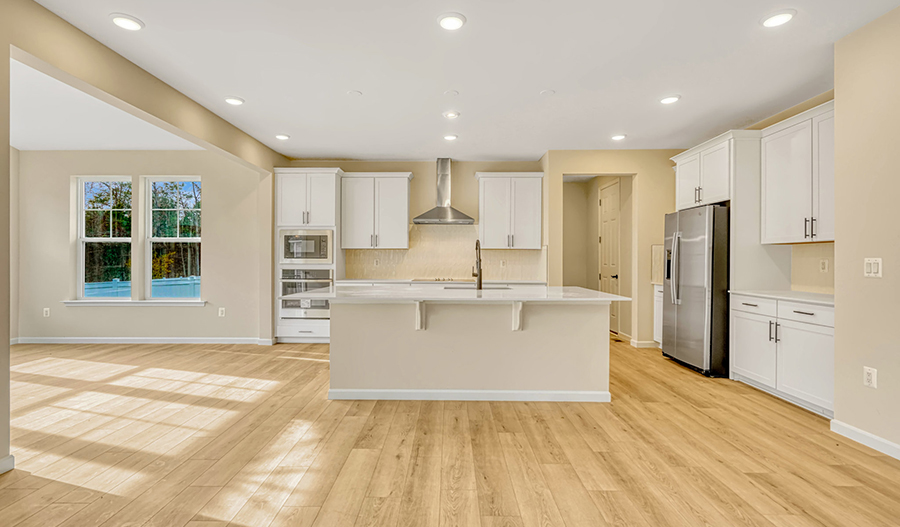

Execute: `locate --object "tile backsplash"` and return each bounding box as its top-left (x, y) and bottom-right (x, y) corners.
top-left (791, 242), bottom-right (834, 294)
top-left (345, 224), bottom-right (547, 281)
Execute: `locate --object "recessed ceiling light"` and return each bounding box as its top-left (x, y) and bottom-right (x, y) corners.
top-left (612, 134), bottom-right (626, 141)
top-left (442, 111), bottom-right (460, 119)
top-left (540, 89), bottom-right (556, 96)
top-left (660, 95), bottom-right (681, 105)
top-left (275, 134), bottom-right (290, 141)
top-left (110, 13), bottom-right (145, 31)
top-left (444, 134), bottom-right (458, 141)
top-left (761, 9), bottom-right (796, 28)
top-left (444, 89), bottom-right (459, 97)
top-left (438, 13), bottom-right (467, 31)
top-left (224, 96), bottom-right (245, 106)
top-left (347, 90), bottom-right (363, 96)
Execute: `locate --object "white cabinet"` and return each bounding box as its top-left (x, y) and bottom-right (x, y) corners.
top-left (653, 284), bottom-right (664, 346)
top-left (672, 132), bottom-right (744, 210)
top-left (729, 293), bottom-right (834, 416)
top-left (276, 168), bottom-right (341, 227)
top-left (475, 172), bottom-right (543, 249)
top-left (341, 173), bottom-right (412, 249)
top-left (761, 101), bottom-right (834, 244)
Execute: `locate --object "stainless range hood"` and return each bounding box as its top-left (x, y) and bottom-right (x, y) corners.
top-left (412, 158), bottom-right (475, 224)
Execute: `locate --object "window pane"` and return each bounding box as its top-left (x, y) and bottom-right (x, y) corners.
top-left (179, 210), bottom-right (201, 237)
top-left (110, 182), bottom-right (132, 209)
top-left (151, 242), bottom-right (200, 298)
top-left (152, 181), bottom-right (178, 209)
top-left (85, 210), bottom-right (110, 237)
top-left (112, 210), bottom-right (132, 238)
top-left (84, 181), bottom-right (111, 210)
top-left (152, 210), bottom-right (178, 237)
top-left (179, 181), bottom-right (202, 209)
top-left (84, 242), bottom-right (131, 298)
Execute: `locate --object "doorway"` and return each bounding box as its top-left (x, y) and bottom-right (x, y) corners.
top-left (599, 180), bottom-right (621, 334)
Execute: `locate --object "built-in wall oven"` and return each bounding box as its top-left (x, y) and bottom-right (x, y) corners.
top-left (280, 269), bottom-right (332, 319)
top-left (280, 229), bottom-right (333, 264)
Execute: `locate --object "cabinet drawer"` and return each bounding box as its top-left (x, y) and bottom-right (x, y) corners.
top-left (777, 301), bottom-right (834, 327)
top-left (731, 295), bottom-right (777, 317)
top-left (277, 320), bottom-right (330, 338)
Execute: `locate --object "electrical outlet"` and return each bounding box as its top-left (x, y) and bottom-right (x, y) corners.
top-left (500, 260), bottom-right (507, 268)
top-left (43, 307), bottom-right (50, 318)
top-left (373, 259), bottom-right (380, 267)
top-left (819, 259), bottom-right (829, 273)
top-left (864, 258), bottom-right (883, 278)
top-left (218, 307), bottom-right (226, 318)
top-left (864, 367), bottom-right (877, 388)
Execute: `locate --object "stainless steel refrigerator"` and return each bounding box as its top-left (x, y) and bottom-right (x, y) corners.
top-left (662, 205), bottom-right (729, 377)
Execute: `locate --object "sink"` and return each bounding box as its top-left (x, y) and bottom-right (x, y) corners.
top-left (443, 285), bottom-right (511, 290)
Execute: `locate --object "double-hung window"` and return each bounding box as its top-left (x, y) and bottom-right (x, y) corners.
top-left (79, 178), bottom-right (133, 298)
top-left (147, 177), bottom-right (202, 299)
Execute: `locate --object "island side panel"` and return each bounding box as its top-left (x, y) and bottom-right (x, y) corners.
top-left (329, 302), bottom-right (610, 401)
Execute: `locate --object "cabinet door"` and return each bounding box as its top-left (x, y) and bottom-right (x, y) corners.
top-left (278, 174), bottom-right (307, 226)
top-left (306, 173), bottom-right (336, 226)
top-left (676, 154), bottom-right (701, 210)
top-left (761, 121), bottom-right (813, 244)
top-left (776, 319), bottom-right (834, 411)
top-left (480, 178), bottom-right (511, 249)
top-left (341, 178), bottom-right (375, 249)
top-left (510, 178), bottom-right (542, 249)
top-left (730, 310), bottom-right (777, 389)
top-left (812, 112), bottom-right (835, 242)
top-left (375, 177), bottom-right (409, 249)
top-left (699, 141), bottom-right (730, 205)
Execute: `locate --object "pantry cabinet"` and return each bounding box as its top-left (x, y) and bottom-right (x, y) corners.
top-left (672, 131), bottom-right (759, 211)
top-left (729, 292), bottom-right (834, 417)
top-left (475, 172), bottom-right (543, 249)
top-left (341, 173), bottom-right (412, 249)
top-left (276, 168), bottom-right (342, 227)
top-left (761, 101), bottom-right (834, 244)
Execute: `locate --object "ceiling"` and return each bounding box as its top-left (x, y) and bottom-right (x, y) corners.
top-left (9, 59), bottom-right (202, 151)
top-left (32, 0), bottom-right (900, 160)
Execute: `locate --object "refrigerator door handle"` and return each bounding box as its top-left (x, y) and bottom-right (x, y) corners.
top-left (670, 231), bottom-right (681, 305)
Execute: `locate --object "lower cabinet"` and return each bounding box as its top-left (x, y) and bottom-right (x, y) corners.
top-left (729, 294), bottom-right (834, 416)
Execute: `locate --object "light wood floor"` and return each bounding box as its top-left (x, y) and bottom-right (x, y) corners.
top-left (3, 340), bottom-right (900, 527)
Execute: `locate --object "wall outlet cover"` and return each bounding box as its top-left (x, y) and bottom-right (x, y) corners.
top-left (819, 259), bottom-right (829, 273)
top-left (218, 307), bottom-right (226, 317)
top-left (864, 258), bottom-right (883, 278)
top-left (864, 366), bottom-right (878, 388)
top-left (42, 307), bottom-right (50, 318)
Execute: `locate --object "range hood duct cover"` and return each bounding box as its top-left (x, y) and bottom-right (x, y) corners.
top-left (412, 158), bottom-right (475, 224)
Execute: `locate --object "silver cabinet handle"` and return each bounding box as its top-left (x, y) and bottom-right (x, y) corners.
top-left (793, 310), bottom-right (815, 316)
top-left (804, 218), bottom-right (810, 239)
top-left (370, 234), bottom-right (374, 247)
top-left (811, 217), bottom-right (817, 238)
top-left (375, 234), bottom-right (378, 247)
top-left (775, 323), bottom-right (781, 343)
top-left (742, 303), bottom-right (758, 307)
top-left (768, 320), bottom-right (774, 342)
top-left (511, 234), bottom-right (514, 248)
top-left (697, 187), bottom-right (702, 203)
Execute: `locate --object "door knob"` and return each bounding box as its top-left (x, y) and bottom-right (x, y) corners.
top-left (611, 275), bottom-right (619, 279)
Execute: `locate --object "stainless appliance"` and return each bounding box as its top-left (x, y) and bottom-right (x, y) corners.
top-left (280, 269), bottom-right (332, 319)
top-left (663, 205), bottom-right (729, 376)
top-left (280, 229), bottom-right (332, 264)
top-left (412, 158), bottom-right (475, 224)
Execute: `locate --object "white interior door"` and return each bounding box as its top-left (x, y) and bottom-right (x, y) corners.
top-left (375, 177), bottom-right (409, 249)
top-left (480, 178), bottom-right (511, 248)
top-left (341, 177), bottom-right (375, 249)
top-left (600, 181), bottom-right (620, 334)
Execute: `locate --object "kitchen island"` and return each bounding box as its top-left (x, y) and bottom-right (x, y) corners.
top-left (326, 284), bottom-right (628, 402)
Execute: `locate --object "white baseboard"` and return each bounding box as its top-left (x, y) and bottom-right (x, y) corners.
top-left (277, 337), bottom-right (330, 344)
top-left (831, 420), bottom-right (900, 461)
top-left (257, 339), bottom-right (275, 346)
top-left (15, 337), bottom-right (265, 345)
top-left (329, 389), bottom-right (611, 402)
top-left (9, 338), bottom-right (19, 346)
top-left (0, 455), bottom-right (14, 475)
top-left (630, 339), bottom-right (659, 349)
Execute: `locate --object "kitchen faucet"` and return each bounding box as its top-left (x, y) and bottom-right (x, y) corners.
top-left (472, 240), bottom-right (483, 290)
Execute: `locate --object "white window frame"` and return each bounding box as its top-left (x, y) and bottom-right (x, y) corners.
top-left (77, 176), bottom-right (134, 300)
top-left (145, 176), bottom-right (202, 300)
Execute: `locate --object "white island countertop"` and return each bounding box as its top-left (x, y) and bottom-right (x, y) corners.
top-left (287, 284), bottom-right (629, 304)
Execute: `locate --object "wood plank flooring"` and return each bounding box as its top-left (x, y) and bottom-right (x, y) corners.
top-left (2, 339), bottom-right (899, 526)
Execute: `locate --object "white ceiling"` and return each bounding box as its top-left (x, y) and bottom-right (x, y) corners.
top-left (32, 0), bottom-right (900, 160)
top-left (9, 59), bottom-right (202, 151)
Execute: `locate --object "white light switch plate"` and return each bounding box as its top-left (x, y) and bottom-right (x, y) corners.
top-left (864, 258), bottom-right (883, 278)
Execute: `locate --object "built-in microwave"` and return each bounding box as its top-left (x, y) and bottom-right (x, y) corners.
top-left (280, 229), bottom-right (333, 264)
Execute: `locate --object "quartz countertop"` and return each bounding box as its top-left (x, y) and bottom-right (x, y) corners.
top-left (286, 284), bottom-right (629, 304)
top-left (729, 290), bottom-right (834, 307)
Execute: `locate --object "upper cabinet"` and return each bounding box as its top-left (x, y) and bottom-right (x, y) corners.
top-left (276, 168), bottom-right (342, 227)
top-left (761, 101), bottom-right (834, 244)
top-left (475, 172), bottom-right (542, 249)
top-left (672, 131), bottom-right (758, 211)
top-left (341, 173), bottom-right (412, 249)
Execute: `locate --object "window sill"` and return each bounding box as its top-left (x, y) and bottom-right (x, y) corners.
top-left (62, 300), bottom-right (207, 307)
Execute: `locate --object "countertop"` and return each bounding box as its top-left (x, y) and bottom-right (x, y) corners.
top-left (336, 279), bottom-right (548, 285)
top-left (287, 284), bottom-right (629, 304)
top-left (729, 290), bottom-right (835, 307)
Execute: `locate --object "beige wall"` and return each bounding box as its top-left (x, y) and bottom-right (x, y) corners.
top-left (16, 151), bottom-right (264, 340)
top-left (9, 148), bottom-right (19, 341)
top-left (563, 182), bottom-right (589, 287)
top-left (544, 151), bottom-right (679, 344)
top-left (834, 6), bottom-right (900, 445)
top-left (791, 243), bottom-right (834, 294)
